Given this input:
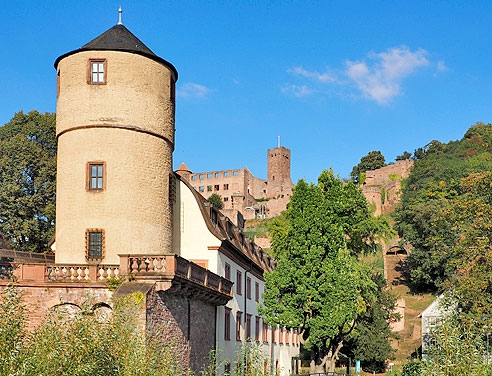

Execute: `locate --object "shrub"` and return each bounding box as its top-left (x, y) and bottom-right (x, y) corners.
top-left (402, 360), bottom-right (423, 376)
top-left (0, 285), bottom-right (182, 376)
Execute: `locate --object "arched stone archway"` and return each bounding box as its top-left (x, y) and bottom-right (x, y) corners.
top-left (385, 246), bottom-right (408, 255)
top-left (51, 302), bottom-right (82, 319)
top-left (92, 302), bottom-right (113, 323)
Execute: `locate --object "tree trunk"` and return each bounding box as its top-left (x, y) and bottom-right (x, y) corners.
top-left (310, 349), bottom-right (316, 373)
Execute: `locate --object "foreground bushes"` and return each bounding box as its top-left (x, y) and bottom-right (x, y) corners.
top-left (0, 285), bottom-right (181, 376)
top-left (0, 285), bottom-right (276, 376)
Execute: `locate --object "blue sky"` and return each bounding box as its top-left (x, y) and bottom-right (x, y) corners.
top-left (1, 1), bottom-right (492, 183)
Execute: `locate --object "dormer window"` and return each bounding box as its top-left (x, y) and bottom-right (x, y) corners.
top-left (89, 59), bottom-right (106, 84)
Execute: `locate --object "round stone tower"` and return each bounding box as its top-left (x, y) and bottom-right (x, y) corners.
top-left (54, 23), bottom-right (178, 264)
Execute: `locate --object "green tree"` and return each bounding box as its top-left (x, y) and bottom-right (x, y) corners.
top-left (443, 172), bottom-right (492, 318)
top-left (342, 273), bottom-right (399, 373)
top-left (396, 151), bottom-right (412, 161)
top-left (393, 122), bottom-right (492, 291)
top-left (0, 111), bottom-right (56, 252)
top-left (259, 170), bottom-right (393, 372)
top-left (207, 193), bottom-right (223, 209)
top-left (351, 151), bottom-right (386, 184)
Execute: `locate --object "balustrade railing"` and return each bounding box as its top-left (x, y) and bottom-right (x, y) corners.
top-left (127, 255), bottom-right (166, 274)
top-left (1, 254), bottom-right (232, 296)
top-left (46, 264), bottom-right (119, 282)
top-left (119, 254), bottom-right (233, 296)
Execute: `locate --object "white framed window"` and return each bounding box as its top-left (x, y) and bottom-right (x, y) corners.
top-left (90, 60), bottom-right (106, 84)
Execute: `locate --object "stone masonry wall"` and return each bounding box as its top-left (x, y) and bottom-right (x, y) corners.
top-left (0, 283), bottom-right (113, 331)
top-left (146, 288), bottom-right (216, 374)
top-left (267, 146), bottom-right (293, 198)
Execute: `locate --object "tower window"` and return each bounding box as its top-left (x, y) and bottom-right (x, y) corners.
top-left (86, 229), bottom-right (104, 259)
top-left (87, 162), bottom-right (105, 191)
top-left (88, 59), bottom-right (106, 84)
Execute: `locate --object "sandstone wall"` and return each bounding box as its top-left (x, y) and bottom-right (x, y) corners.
top-left (56, 50), bottom-right (175, 263)
top-left (147, 288), bottom-right (216, 373)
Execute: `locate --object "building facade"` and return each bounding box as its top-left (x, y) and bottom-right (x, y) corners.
top-left (0, 20), bottom-right (299, 375)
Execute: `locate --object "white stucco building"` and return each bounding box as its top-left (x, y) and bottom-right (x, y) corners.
top-left (172, 174), bottom-right (300, 374)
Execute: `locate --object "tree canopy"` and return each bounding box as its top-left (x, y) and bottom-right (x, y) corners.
top-left (207, 193), bottom-right (223, 209)
top-left (396, 151), bottom-right (411, 161)
top-left (350, 151), bottom-right (386, 184)
top-left (0, 111), bottom-right (56, 253)
top-left (342, 273), bottom-right (398, 373)
top-left (393, 122), bottom-right (492, 291)
top-left (259, 170), bottom-right (393, 372)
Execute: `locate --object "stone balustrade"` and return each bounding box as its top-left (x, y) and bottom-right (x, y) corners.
top-left (119, 254), bottom-right (233, 295)
top-left (46, 264), bottom-right (120, 282)
top-left (0, 254), bottom-right (233, 297)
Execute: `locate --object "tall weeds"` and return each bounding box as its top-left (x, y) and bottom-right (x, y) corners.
top-left (0, 285), bottom-right (182, 376)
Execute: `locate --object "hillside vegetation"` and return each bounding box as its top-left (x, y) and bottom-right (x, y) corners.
top-left (393, 122), bottom-right (492, 291)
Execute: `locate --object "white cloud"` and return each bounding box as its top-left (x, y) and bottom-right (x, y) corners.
top-left (281, 84), bottom-right (314, 97)
top-left (345, 46), bottom-right (430, 104)
top-left (176, 82), bottom-right (210, 98)
top-left (288, 66), bottom-right (336, 83)
top-left (437, 60), bottom-right (448, 72)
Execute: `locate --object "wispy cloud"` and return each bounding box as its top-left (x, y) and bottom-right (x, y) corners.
top-left (285, 46), bottom-right (437, 105)
top-left (345, 47), bottom-right (430, 104)
top-left (177, 82), bottom-right (210, 98)
top-left (288, 66), bottom-right (336, 83)
top-left (281, 84), bottom-right (314, 97)
top-left (436, 60), bottom-right (448, 72)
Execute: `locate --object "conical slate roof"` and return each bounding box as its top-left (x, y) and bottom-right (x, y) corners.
top-left (54, 24), bottom-right (177, 79)
top-left (81, 24), bottom-right (155, 56)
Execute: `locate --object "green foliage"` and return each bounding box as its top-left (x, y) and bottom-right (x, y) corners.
top-left (389, 173), bottom-right (402, 181)
top-left (396, 151), bottom-right (412, 161)
top-left (402, 361), bottom-right (423, 376)
top-left (106, 277), bottom-right (123, 292)
top-left (342, 273), bottom-right (399, 373)
top-left (393, 122), bottom-right (492, 291)
top-left (208, 193), bottom-right (223, 209)
top-left (0, 111), bottom-right (57, 252)
top-left (381, 187), bottom-right (386, 205)
top-left (259, 169), bottom-right (394, 371)
top-left (0, 285), bottom-right (182, 375)
top-left (351, 150), bottom-right (386, 184)
top-left (358, 171), bottom-right (366, 185)
top-left (423, 311), bottom-right (490, 376)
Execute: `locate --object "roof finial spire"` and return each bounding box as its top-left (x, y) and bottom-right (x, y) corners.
top-left (278, 136), bottom-right (280, 148)
top-left (118, 6), bottom-right (123, 25)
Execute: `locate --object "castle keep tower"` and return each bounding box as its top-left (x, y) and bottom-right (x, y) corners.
top-left (54, 23), bottom-right (178, 264)
top-left (267, 146), bottom-right (293, 197)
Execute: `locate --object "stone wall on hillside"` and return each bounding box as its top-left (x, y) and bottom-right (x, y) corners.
top-left (361, 159), bottom-right (414, 216)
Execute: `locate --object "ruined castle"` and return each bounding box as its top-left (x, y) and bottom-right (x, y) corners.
top-left (360, 159), bottom-right (414, 216)
top-left (177, 145), bottom-right (294, 224)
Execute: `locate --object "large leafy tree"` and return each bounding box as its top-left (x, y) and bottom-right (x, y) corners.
top-left (259, 170), bottom-right (393, 372)
top-left (350, 151), bottom-right (386, 184)
top-left (393, 122), bottom-right (492, 291)
top-left (444, 172), bottom-right (492, 317)
top-left (342, 273), bottom-right (398, 373)
top-left (0, 111), bottom-right (56, 252)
